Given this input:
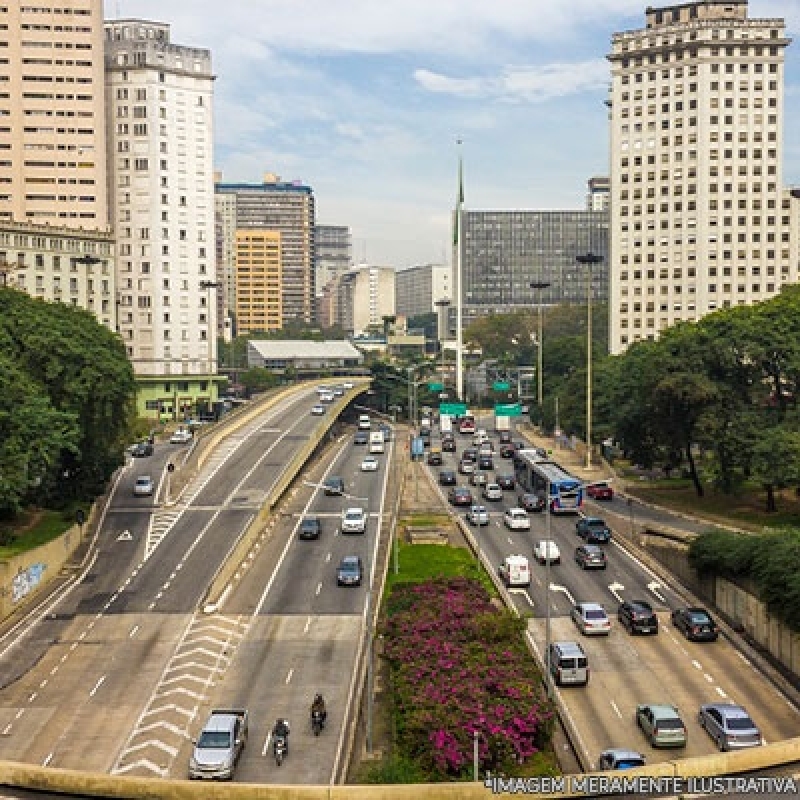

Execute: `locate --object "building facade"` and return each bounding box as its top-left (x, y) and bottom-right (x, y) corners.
top-left (336, 266), bottom-right (396, 336)
top-left (235, 229), bottom-right (282, 334)
top-left (105, 19), bottom-right (219, 419)
top-left (608, 0), bottom-right (792, 354)
top-left (459, 210), bottom-right (609, 323)
top-left (395, 263), bottom-right (452, 319)
top-left (0, 1), bottom-right (109, 228)
top-left (314, 224), bottom-right (351, 299)
top-left (215, 174), bottom-right (315, 331)
top-left (587, 177), bottom-right (611, 212)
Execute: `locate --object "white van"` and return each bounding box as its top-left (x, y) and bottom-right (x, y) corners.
top-left (358, 414), bottom-right (371, 430)
top-left (498, 555), bottom-right (531, 587)
top-left (368, 431), bottom-right (385, 454)
top-left (547, 641), bottom-right (589, 687)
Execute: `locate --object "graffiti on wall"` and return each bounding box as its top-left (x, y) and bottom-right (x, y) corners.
top-left (12, 563), bottom-right (46, 604)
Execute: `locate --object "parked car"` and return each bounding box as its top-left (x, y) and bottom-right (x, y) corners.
top-left (341, 507), bottom-right (367, 534)
top-left (466, 505), bottom-right (490, 526)
top-left (574, 544), bottom-right (607, 570)
top-left (518, 492), bottom-right (546, 513)
top-left (458, 459), bottom-right (475, 475)
top-left (671, 607), bottom-right (719, 642)
top-left (597, 749), bottom-right (646, 771)
top-left (571, 602), bottom-right (611, 635)
top-left (360, 456), bottom-right (379, 472)
top-left (170, 428), bottom-right (193, 444)
top-left (448, 487), bottom-right (473, 507)
top-left (324, 476), bottom-right (345, 496)
top-left (503, 508), bottom-right (531, 531)
top-left (133, 475), bottom-right (154, 497)
top-left (635, 704), bottom-right (687, 748)
top-left (587, 481), bottom-right (614, 501)
top-left (698, 703), bottom-right (762, 751)
top-left (576, 517), bottom-right (612, 544)
top-left (533, 540), bottom-right (561, 565)
top-left (130, 441), bottom-right (153, 458)
top-left (310, 405), bottom-right (326, 416)
top-left (496, 474), bottom-right (515, 490)
top-left (337, 555), bottom-right (363, 586)
top-left (299, 516), bottom-right (322, 540)
top-left (618, 600), bottom-right (659, 634)
top-left (470, 471), bottom-right (488, 487)
top-left (353, 431), bottom-right (369, 445)
top-left (438, 469), bottom-right (457, 486)
top-left (482, 483), bottom-right (503, 501)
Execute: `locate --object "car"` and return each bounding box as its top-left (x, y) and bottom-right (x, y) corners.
top-left (470, 471), bottom-right (489, 487)
top-left (587, 481), bottom-right (614, 501)
top-left (426, 448), bottom-right (443, 466)
top-left (332, 387), bottom-right (344, 397)
top-left (698, 703), bottom-right (762, 751)
top-left (499, 444), bottom-right (515, 459)
top-left (310, 405), bottom-right (326, 416)
top-left (337, 555), bottom-right (363, 586)
top-left (133, 475), bottom-right (154, 497)
top-left (503, 508), bottom-right (531, 531)
top-left (299, 516), bottom-right (322, 540)
top-left (170, 428), bottom-right (193, 444)
top-left (635, 704), bottom-right (687, 748)
top-left (671, 607), bottom-right (719, 642)
top-left (361, 456), bottom-right (378, 472)
top-left (576, 517), bottom-right (612, 544)
top-left (354, 431), bottom-right (369, 445)
top-left (597, 748), bottom-right (646, 771)
top-left (442, 438), bottom-right (457, 453)
top-left (357, 414), bottom-right (371, 430)
top-left (571, 602), bottom-right (611, 635)
top-left (496, 474), bottom-right (515, 490)
top-left (130, 441), bottom-right (153, 457)
top-left (498, 554), bottom-right (531, 587)
top-left (574, 544), bottom-right (608, 570)
top-left (533, 540), bottom-right (561, 565)
top-left (618, 600), bottom-right (658, 635)
top-left (324, 476), bottom-right (345, 496)
top-left (341, 507), bottom-right (367, 534)
top-left (499, 430), bottom-right (512, 444)
top-left (462, 447), bottom-right (478, 463)
top-left (458, 460), bottom-right (475, 475)
top-left (518, 492), bottom-right (546, 513)
top-left (478, 455), bottom-right (494, 471)
top-left (483, 483), bottom-right (503, 502)
top-left (478, 440), bottom-right (494, 454)
top-left (342, 381), bottom-right (354, 389)
top-left (448, 487), bottom-right (473, 507)
top-left (438, 469), bottom-right (457, 486)
top-left (466, 505), bottom-right (490, 526)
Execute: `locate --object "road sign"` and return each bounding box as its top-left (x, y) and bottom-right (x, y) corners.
top-left (439, 402), bottom-right (467, 416)
top-left (428, 382), bottom-right (444, 391)
top-left (495, 403), bottom-right (522, 417)
top-left (492, 381), bottom-right (511, 391)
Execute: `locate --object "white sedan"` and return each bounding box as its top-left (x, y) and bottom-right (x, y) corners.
top-left (361, 456), bottom-right (378, 472)
top-left (311, 405), bottom-right (326, 415)
top-left (503, 508), bottom-right (531, 531)
top-left (169, 428), bottom-right (192, 444)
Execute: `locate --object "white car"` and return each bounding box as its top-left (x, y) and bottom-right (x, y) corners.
top-left (341, 507), bottom-right (367, 534)
top-left (169, 428), bottom-right (192, 444)
top-left (342, 382), bottom-right (354, 389)
top-left (503, 508), bottom-right (531, 531)
top-left (466, 505), bottom-right (490, 526)
top-left (533, 540), bottom-right (561, 565)
top-left (483, 483), bottom-right (503, 502)
top-left (571, 602), bottom-right (612, 636)
top-left (498, 555), bottom-right (531, 588)
top-left (311, 405), bottom-right (326, 415)
top-left (133, 475), bottom-right (154, 497)
top-left (361, 456), bottom-right (378, 472)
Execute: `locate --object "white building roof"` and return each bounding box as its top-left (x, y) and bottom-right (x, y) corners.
top-left (248, 340), bottom-right (363, 361)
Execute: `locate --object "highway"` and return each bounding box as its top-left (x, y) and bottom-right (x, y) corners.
top-left (421, 415), bottom-right (800, 772)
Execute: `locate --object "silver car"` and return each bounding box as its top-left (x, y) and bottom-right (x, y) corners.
top-left (133, 475), bottom-right (154, 497)
top-left (482, 483), bottom-right (503, 502)
top-left (466, 505), bottom-right (490, 526)
top-left (698, 703), bottom-right (762, 751)
top-left (571, 602), bottom-right (611, 635)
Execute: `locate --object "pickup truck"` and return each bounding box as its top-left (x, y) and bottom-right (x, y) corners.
top-left (189, 708), bottom-right (248, 781)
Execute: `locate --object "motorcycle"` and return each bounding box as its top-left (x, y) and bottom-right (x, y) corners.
top-left (311, 709), bottom-right (325, 736)
top-left (273, 734), bottom-right (287, 766)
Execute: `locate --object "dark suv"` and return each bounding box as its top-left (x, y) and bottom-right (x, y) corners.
top-left (324, 476), bottom-right (345, 496)
top-left (439, 469), bottom-right (457, 486)
top-left (448, 487), bottom-right (473, 507)
top-left (299, 516), bottom-right (322, 540)
top-left (131, 441), bottom-right (154, 457)
top-left (576, 517), bottom-right (612, 544)
top-left (574, 544), bottom-right (607, 570)
top-left (618, 600), bottom-right (659, 635)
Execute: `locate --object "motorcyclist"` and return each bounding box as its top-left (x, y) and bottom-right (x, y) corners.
top-left (311, 693), bottom-right (327, 727)
top-left (272, 718), bottom-right (290, 754)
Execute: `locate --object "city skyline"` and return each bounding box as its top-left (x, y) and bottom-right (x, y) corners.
top-left (105, 1), bottom-right (800, 270)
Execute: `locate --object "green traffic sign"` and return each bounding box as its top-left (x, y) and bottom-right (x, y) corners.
top-left (492, 381), bottom-right (511, 391)
top-left (428, 382), bottom-right (444, 391)
top-left (440, 402), bottom-right (467, 416)
top-left (495, 403), bottom-right (522, 417)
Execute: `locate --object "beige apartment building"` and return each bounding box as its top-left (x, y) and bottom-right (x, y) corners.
top-left (235, 229), bottom-right (282, 334)
top-left (336, 265), bottom-right (395, 336)
top-left (0, 1), bottom-right (108, 227)
top-left (608, 0), bottom-right (793, 354)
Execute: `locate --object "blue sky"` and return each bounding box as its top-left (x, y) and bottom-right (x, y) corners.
top-left (106, 1), bottom-right (800, 269)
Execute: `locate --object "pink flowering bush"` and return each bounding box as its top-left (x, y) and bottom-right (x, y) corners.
top-left (382, 576), bottom-right (554, 780)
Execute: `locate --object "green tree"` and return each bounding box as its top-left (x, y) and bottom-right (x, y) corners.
top-left (750, 427), bottom-right (800, 512)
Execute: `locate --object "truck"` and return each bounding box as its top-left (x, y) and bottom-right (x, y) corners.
top-left (439, 414), bottom-right (453, 435)
top-left (495, 414), bottom-right (511, 433)
top-left (369, 431), bottom-right (385, 454)
top-left (189, 708), bottom-right (248, 781)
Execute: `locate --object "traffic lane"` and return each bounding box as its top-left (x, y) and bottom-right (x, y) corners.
top-left (175, 613), bottom-right (363, 784)
top-left (592, 493), bottom-right (707, 535)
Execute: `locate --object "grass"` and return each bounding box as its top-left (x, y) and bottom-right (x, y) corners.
top-left (0, 505), bottom-right (88, 559)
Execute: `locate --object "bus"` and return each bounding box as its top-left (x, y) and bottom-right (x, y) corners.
top-left (514, 450), bottom-right (583, 514)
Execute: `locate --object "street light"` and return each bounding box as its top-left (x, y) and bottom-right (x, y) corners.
top-left (434, 298), bottom-right (451, 385)
top-left (529, 281), bottom-right (551, 411)
top-left (575, 253), bottom-right (603, 469)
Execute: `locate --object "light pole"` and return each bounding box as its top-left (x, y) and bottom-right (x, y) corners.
top-left (544, 476), bottom-right (553, 700)
top-left (529, 281), bottom-right (551, 411)
top-left (575, 253), bottom-right (603, 469)
top-left (434, 298), bottom-right (451, 386)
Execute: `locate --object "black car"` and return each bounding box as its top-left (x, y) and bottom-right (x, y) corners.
top-left (324, 476), bottom-right (345, 496)
top-left (448, 487), bottom-right (473, 507)
top-left (574, 544), bottom-right (607, 570)
top-left (499, 430), bottom-right (512, 444)
top-left (299, 516), bottom-right (322, 540)
top-left (131, 441), bottom-right (154, 457)
top-left (462, 447), bottom-right (478, 462)
top-left (671, 607), bottom-right (719, 642)
top-left (442, 438), bottom-right (457, 453)
top-left (478, 455), bottom-right (494, 470)
top-left (496, 474), bottom-right (515, 490)
top-left (439, 469), bottom-right (457, 486)
top-left (518, 492), bottom-right (545, 512)
top-left (576, 517), bottom-right (612, 544)
top-left (427, 449), bottom-right (443, 466)
top-left (618, 600), bottom-right (658, 634)
top-left (354, 432), bottom-right (369, 445)
top-left (337, 555), bottom-right (363, 586)
top-left (499, 444), bottom-right (515, 459)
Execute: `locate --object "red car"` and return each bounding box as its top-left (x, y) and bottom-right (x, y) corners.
top-left (587, 482), bottom-right (614, 501)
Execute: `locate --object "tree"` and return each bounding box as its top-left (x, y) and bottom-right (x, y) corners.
top-left (750, 427), bottom-right (800, 512)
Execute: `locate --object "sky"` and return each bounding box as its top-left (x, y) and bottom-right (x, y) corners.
top-left (105, 1), bottom-right (800, 269)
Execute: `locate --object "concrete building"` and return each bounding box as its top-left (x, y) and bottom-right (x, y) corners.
top-left (0, 1), bottom-right (109, 229)
top-left (246, 339), bottom-right (363, 372)
top-left (314, 224), bottom-right (351, 299)
top-left (235, 230), bottom-right (282, 334)
top-left (459, 210), bottom-right (609, 324)
top-left (336, 265), bottom-right (396, 336)
top-left (215, 174), bottom-right (315, 331)
top-left (587, 177), bottom-right (611, 212)
top-left (105, 19), bottom-right (219, 420)
top-left (0, 222), bottom-right (116, 328)
top-left (395, 263), bottom-right (452, 319)
top-left (607, 0), bottom-right (793, 354)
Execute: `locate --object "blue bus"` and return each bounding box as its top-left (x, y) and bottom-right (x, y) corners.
top-left (514, 451), bottom-right (584, 514)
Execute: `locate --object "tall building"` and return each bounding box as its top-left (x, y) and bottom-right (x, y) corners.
top-left (105, 19), bottom-right (218, 419)
top-left (607, 0), bottom-right (792, 354)
top-left (460, 210), bottom-right (609, 323)
top-left (235, 229), bottom-right (282, 334)
top-left (587, 177), bottom-right (611, 212)
top-left (395, 263), bottom-right (452, 319)
top-left (336, 266), bottom-right (395, 336)
top-left (314, 224), bottom-right (351, 299)
top-left (215, 174), bottom-right (315, 330)
top-left (0, 1), bottom-right (109, 228)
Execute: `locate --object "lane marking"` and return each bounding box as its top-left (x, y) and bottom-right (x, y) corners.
top-left (262, 731), bottom-right (272, 757)
top-left (15, 709), bottom-right (24, 720)
top-left (303, 616), bottom-right (312, 634)
top-left (715, 687), bottom-right (727, 698)
top-left (42, 753), bottom-right (53, 767)
top-left (691, 659), bottom-right (702, 670)
top-left (89, 675), bottom-right (106, 697)
top-left (325, 552), bottom-right (332, 563)
top-left (610, 701), bottom-right (622, 719)
top-left (704, 673), bottom-right (714, 683)
top-left (285, 668), bottom-right (294, 685)
top-left (316, 582), bottom-right (322, 596)
top-left (129, 625), bottom-right (140, 638)
top-left (2, 723), bottom-right (11, 735)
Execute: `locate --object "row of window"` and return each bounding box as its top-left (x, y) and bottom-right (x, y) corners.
top-left (620, 47), bottom-right (782, 70)
top-left (621, 79), bottom-right (778, 101)
top-left (619, 265), bottom-right (791, 282)
top-left (620, 197), bottom-right (784, 216)
top-left (619, 62), bottom-right (780, 85)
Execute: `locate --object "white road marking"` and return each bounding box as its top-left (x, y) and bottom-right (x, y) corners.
top-left (508, 589), bottom-right (535, 608)
top-left (89, 675), bottom-right (106, 697)
top-left (704, 673), bottom-right (714, 683)
top-left (285, 668), bottom-right (294, 685)
top-left (326, 552), bottom-right (332, 563)
top-left (129, 625), bottom-right (140, 638)
top-left (608, 582), bottom-right (625, 603)
top-left (1, 723), bottom-right (11, 735)
top-left (715, 687), bottom-right (727, 698)
top-left (692, 659), bottom-right (703, 670)
top-left (610, 701), bottom-right (622, 719)
top-left (15, 709), bottom-right (24, 719)
top-left (736, 651), bottom-right (751, 666)
top-left (262, 731), bottom-right (272, 757)
top-left (39, 679), bottom-right (47, 688)
top-left (303, 616), bottom-right (312, 634)
top-left (28, 693), bottom-right (37, 703)
top-left (647, 581), bottom-right (666, 603)
top-left (42, 753), bottom-right (53, 767)
top-left (316, 582), bottom-right (322, 596)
